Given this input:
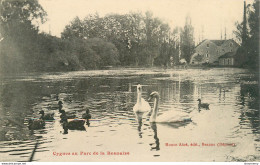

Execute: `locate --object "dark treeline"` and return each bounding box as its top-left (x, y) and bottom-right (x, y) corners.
top-left (0, 0), bottom-right (195, 74)
top-left (0, 0), bottom-right (119, 73)
top-left (233, 0), bottom-right (259, 70)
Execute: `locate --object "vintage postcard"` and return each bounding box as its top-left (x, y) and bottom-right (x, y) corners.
top-left (0, 0), bottom-right (259, 163)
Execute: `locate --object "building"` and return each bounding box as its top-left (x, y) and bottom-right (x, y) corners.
top-left (190, 39), bottom-right (239, 65)
top-left (218, 52), bottom-right (236, 66)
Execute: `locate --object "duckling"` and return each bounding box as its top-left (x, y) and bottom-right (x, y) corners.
top-left (60, 110), bottom-right (85, 130)
top-left (197, 99), bottom-right (210, 110)
top-left (39, 110), bottom-right (55, 121)
top-left (82, 109), bottom-right (91, 127)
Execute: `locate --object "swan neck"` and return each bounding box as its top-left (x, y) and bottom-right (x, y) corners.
top-left (137, 92), bottom-right (141, 103)
top-left (150, 97), bottom-right (159, 122)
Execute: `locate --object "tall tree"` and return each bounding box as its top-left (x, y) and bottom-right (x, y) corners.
top-left (242, 1), bottom-right (249, 46)
top-left (0, 0), bottom-right (47, 73)
top-left (246, 0), bottom-right (259, 69)
top-left (0, 0), bottom-right (47, 36)
top-left (180, 15), bottom-right (195, 63)
top-left (234, 0), bottom-right (259, 69)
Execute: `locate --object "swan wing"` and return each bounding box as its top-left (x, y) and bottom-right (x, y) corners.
top-left (133, 98), bottom-right (151, 113)
top-left (141, 98), bottom-right (151, 112)
top-left (156, 111), bottom-right (191, 123)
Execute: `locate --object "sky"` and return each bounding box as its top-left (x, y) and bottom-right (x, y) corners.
top-left (38, 0), bottom-right (253, 44)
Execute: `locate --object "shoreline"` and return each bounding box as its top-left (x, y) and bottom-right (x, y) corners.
top-left (0, 65), bottom-right (258, 77)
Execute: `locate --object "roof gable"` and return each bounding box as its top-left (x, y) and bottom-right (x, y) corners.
top-left (196, 39), bottom-right (239, 48)
top-left (210, 40), bottom-right (226, 46)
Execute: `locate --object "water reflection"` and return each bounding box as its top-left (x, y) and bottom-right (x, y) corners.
top-left (150, 123), bottom-right (160, 151)
top-left (0, 68), bottom-right (259, 161)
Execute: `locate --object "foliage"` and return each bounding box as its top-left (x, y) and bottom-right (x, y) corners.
top-left (0, 0), bottom-right (47, 73)
top-left (0, 0), bottom-right (120, 73)
top-left (234, 0), bottom-right (259, 70)
top-left (180, 15), bottom-right (195, 64)
top-left (61, 11), bottom-right (183, 67)
top-left (0, 0), bottom-right (197, 73)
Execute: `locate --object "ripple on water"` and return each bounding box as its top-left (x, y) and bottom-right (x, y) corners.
top-left (0, 68), bottom-right (259, 162)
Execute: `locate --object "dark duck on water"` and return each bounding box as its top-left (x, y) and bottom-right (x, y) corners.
top-left (197, 99), bottom-right (210, 110)
top-left (60, 110), bottom-right (85, 130)
top-left (82, 109), bottom-right (91, 127)
top-left (39, 110), bottom-right (55, 121)
top-left (28, 111), bottom-right (46, 130)
top-left (58, 101), bottom-right (76, 119)
top-left (58, 101), bottom-right (63, 113)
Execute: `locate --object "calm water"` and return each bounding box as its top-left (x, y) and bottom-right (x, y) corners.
top-left (0, 68), bottom-right (259, 162)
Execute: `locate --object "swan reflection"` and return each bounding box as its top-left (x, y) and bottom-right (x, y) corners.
top-left (150, 122), bottom-right (160, 151)
top-left (135, 112), bottom-right (160, 150)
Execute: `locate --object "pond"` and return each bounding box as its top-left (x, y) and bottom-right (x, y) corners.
top-left (0, 68), bottom-right (259, 162)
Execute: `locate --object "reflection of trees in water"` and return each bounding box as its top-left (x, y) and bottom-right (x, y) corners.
top-left (0, 82), bottom-right (48, 140)
top-left (239, 84), bottom-right (259, 134)
top-left (151, 80), bottom-right (194, 104)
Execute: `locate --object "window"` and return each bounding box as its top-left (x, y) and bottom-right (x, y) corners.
top-left (207, 44), bottom-right (209, 48)
top-left (230, 49), bottom-right (233, 52)
top-left (227, 59), bottom-right (230, 65)
top-left (206, 50), bottom-right (209, 53)
top-left (206, 54), bottom-right (209, 57)
top-left (230, 43), bottom-right (233, 47)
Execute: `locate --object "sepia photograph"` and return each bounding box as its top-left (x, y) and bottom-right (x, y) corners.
top-left (0, 0), bottom-right (259, 163)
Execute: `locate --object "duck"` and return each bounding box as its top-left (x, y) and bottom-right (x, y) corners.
top-left (148, 91), bottom-right (192, 123)
top-left (58, 101), bottom-right (63, 112)
top-left (39, 110), bottom-right (55, 121)
top-left (59, 109), bottom-right (76, 119)
top-left (60, 110), bottom-right (85, 130)
top-left (58, 100), bottom-right (76, 119)
top-left (133, 84), bottom-right (151, 117)
top-left (82, 109), bottom-right (91, 126)
top-left (197, 99), bottom-right (210, 110)
top-left (28, 112), bottom-right (46, 130)
top-left (28, 118), bottom-right (45, 130)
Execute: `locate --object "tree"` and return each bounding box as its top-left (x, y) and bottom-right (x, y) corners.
top-left (0, 0), bottom-right (47, 73)
top-left (234, 0), bottom-right (259, 69)
top-left (0, 0), bottom-right (47, 36)
top-left (61, 11), bottom-right (177, 67)
top-left (246, 0), bottom-right (259, 69)
top-left (180, 15), bottom-right (195, 64)
top-left (61, 17), bottom-right (85, 39)
top-left (86, 38), bottom-right (119, 67)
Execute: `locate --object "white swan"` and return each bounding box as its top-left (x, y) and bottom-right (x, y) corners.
top-left (133, 84), bottom-right (151, 114)
top-left (148, 91), bottom-right (192, 123)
